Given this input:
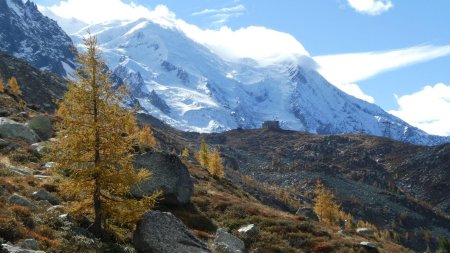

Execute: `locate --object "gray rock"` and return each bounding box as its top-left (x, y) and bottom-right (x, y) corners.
top-left (0, 118), bottom-right (39, 143)
top-left (359, 241), bottom-right (377, 248)
top-left (36, 200), bottom-right (52, 208)
top-left (0, 138), bottom-right (20, 152)
top-left (19, 239), bottom-right (38, 250)
top-left (43, 162), bottom-right (54, 169)
top-left (1, 243), bottom-right (45, 253)
top-left (133, 152), bottom-right (193, 205)
top-left (213, 228), bottom-right (245, 253)
top-left (30, 143), bottom-right (49, 154)
top-left (46, 205), bottom-right (64, 213)
top-left (0, 109), bottom-right (10, 117)
top-left (32, 189), bottom-right (60, 205)
top-left (295, 207), bottom-right (319, 221)
top-left (133, 211), bottom-right (211, 253)
top-left (8, 194), bottom-right (35, 209)
top-left (356, 228), bottom-right (374, 236)
top-left (237, 224), bottom-right (259, 237)
top-left (360, 241), bottom-right (379, 252)
top-left (26, 116), bottom-right (53, 141)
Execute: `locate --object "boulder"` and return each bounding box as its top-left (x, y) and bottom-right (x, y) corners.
top-left (0, 118), bottom-right (39, 143)
top-left (237, 224), bottom-right (259, 237)
top-left (133, 211), bottom-right (211, 253)
top-left (18, 239), bottom-right (39, 250)
top-left (8, 194), bottom-right (35, 209)
top-left (133, 152), bottom-right (193, 205)
top-left (213, 228), bottom-right (245, 253)
top-left (32, 189), bottom-right (60, 205)
top-left (356, 228), bottom-right (374, 236)
top-left (26, 116), bottom-right (53, 141)
top-left (295, 207), bottom-right (319, 221)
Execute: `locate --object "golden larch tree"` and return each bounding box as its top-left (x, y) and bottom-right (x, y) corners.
top-left (0, 79), bottom-right (5, 93)
top-left (181, 147), bottom-right (189, 157)
top-left (196, 138), bottom-right (209, 167)
top-left (50, 35), bottom-right (159, 237)
top-left (139, 125), bottom-right (157, 149)
top-left (313, 180), bottom-right (340, 224)
top-left (8, 76), bottom-right (22, 96)
top-left (208, 149), bottom-right (224, 179)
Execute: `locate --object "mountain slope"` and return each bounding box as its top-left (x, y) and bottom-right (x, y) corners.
top-left (0, 0), bottom-right (76, 76)
top-left (71, 19), bottom-right (449, 146)
top-left (0, 51), bottom-right (67, 112)
top-left (136, 115), bottom-right (449, 252)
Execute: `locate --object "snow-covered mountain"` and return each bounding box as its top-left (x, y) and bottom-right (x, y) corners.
top-left (70, 19), bottom-right (449, 146)
top-left (0, 0), bottom-right (75, 76)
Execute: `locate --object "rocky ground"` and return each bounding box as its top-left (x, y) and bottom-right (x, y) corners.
top-left (136, 114), bottom-right (450, 252)
top-left (0, 89), bottom-right (412, 252)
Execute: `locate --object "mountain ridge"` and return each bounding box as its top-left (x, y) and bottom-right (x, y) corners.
top-left (0, 0), bottom-right (76, 76)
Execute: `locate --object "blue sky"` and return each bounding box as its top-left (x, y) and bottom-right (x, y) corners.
top-left (36, 0), bottom-right (450, 136)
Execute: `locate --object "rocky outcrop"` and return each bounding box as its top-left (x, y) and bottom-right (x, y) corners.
top-left (8, 194), bottom-right (35, 209)
top-left (0, 0), bottom-right (76, 76)
top-left (31, 189), bottom-right (60, 205)
top-left (238, 224), bottom-right (259, 237)
top-left (27, 116), bottom-right (53, 141)
top-left (133, 152), bottom-right (193, 205)
top-left (133, 211), bottom-right (211, 253)
top-left (18, 239), bottom-right (39, 250)
top-left (0, 118), bottom-right (39, 143)
top-left (213, 228), bottom-right (245, 253)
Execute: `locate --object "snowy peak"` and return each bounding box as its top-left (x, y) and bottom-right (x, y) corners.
top-left (0, 0), bottom-right (76, 76)
top-left (70, 19), bottom-right (450, 145)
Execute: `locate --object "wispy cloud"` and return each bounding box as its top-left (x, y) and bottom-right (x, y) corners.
top-left (314, 44), bottom-right (450, 84)
top-left (192, 4), bottom-right (245, 16)
top-left (347, 0), bottom-right (393, 15)
top-left (192, 4), bottom-right (245, 26)
top-left (313, 44), bottom-right (450, 103)
top-left (389, 83), bottom-right (450, 136)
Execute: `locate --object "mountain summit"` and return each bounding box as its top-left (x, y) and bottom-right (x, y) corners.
top-left (71, 19), bottom-right (449, 146)
top-left (0, 0), bottom-right (76, 76)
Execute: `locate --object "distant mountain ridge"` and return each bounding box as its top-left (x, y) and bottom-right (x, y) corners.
top-left (0, 0), bottom-right (76, 76)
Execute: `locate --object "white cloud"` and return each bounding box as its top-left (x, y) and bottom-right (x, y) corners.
top-left (42, 0), bottom-right (156, 24)
top-left (180, 25), bottom-right (311, 66)
top-left (314, 45), bottom-right (450, 84)
top-left (192, 5), bottom-right (245, 27)
top-left (389, 83), bottom-right (450, 136)
top-left (347, 0), bottom-right (393, 15)
top-left (192, 5), bottom-right (245, 16)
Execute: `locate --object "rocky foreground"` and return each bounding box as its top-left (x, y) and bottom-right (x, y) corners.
top-left (0, 84), bottom-right (411, 252)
